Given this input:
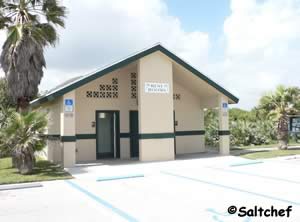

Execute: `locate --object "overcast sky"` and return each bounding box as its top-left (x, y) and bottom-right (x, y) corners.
top-left (1, 0), bottom-right (300, 110)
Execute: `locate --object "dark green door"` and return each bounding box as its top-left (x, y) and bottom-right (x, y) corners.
top-left (130, 111), bottom-right (139, 158)
top-left (96, 112), bottom-right (114, 159)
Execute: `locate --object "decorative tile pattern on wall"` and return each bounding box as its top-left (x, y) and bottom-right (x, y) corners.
top-left (112, 78), bottom-right (118, 84)
top-left (112, 85), bottom-right (118, 91)
top-left (131, 72), bottom-right (137, 99)
top-left (100, 92), bottom-right (105, 98)
top-left (173, 94), bottom-right (181, 100)
top-left (86, 91), bottom-right (93, 98)
top-left (86, 78), bottom-right (119, 99)
top-left (99, 84), bottom-right (105, 91)
top-left (106, 92), bottom-right (112, 98)
top-left (113, 92), bottom-right (118, 98)
top-left (93, 91), bottom-right (99, 98)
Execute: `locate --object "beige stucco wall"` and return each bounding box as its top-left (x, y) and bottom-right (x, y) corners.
top-left (138, 52), bottom-right (175, 161)
top-left (138, 53), bottom-right (174, 134)
top-left (139, 139), bottom-right (175, 160)
top-left (46, 140), bottom-right (62, 164)
top-left (40, 98), bottom-right (63, 164)
top-left (173, 81), bottom-right (205, 154)
top-left (120, 139), bottom-right (130, 159)
top-left (75, 65), bottom-right (137, 161)
top-left (76, 139), bottom-right (96, 162)
top-left (44, 98), bottom-right (62, 135)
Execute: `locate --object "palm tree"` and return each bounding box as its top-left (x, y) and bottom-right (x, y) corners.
top-left (259, 85), bottom-right (300, 149)
top-left (0, 0), bottom-right (66, 111)
top-left (1, 110), bottom-right (47, 174)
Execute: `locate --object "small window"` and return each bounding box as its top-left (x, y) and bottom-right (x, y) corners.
top-left (99, 113), bottom-right (106, 118)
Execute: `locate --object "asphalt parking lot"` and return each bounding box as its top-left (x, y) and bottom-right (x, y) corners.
top-left (1, 155), bottom-right (300, 222)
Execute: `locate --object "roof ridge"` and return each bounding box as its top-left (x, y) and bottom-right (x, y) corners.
top-left (31, 44), bottom-right (239, 106)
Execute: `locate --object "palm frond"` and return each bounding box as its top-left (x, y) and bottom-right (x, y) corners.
top-left (31, 23), bottom-right (58, 46)
top-left (0, 0), bottom-right (66, 104)
top-left (0, 110), bottom-right (48, 156)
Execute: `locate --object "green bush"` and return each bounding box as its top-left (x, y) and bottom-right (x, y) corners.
top-left (0, 110), bottom-right (47, 174)
top-left (205, 108), bottom-right (277, 147)
top-left (230, 119), bottom-right (276, 146)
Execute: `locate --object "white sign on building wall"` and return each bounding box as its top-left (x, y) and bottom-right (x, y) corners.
top-left (145, 82), bottom-right (169, 94)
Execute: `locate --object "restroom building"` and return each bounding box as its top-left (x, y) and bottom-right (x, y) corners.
top-left (30, 44), bottom-right (239, 167)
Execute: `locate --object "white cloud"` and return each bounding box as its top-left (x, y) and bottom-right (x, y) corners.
top-left (41, 0), bottom-right (210, 91)
top-left (224, 0), bottom-right (300, 55)
top-left (1, 0), bottom-right (300, 110)
top-left (0, 0), bottom-right (210, 93)
top-left (208, 0), bottom-right (300, 109)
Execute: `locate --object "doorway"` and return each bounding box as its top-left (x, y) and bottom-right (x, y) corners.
top-left (130, 111), bottom-right (139, 158)
top-left (96, 111), bottom-right (120, 159)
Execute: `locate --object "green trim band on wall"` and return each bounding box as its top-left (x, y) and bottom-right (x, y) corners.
top-left (120, 133), bottom-right (131, 138)
top-left (175, 130), bottom-right (205, 136)
top-left (46, 134), bottom-right (96, 141)
top-left (139, 133), bottom-right (175, 139)
top-left (218, 130), bottom-right (230, 136)
top-left (46, 131), bottom-right (206, 141)
top-left (61, 136), bottom-right (77, 142)
top-left (76, 134), bottom-right (96, 140)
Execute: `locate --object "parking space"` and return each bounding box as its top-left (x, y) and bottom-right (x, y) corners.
top-left (1, 155), bottom-right (300, 222)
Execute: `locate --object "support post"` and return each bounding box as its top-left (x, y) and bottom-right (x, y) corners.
top-left (61, 91), bottom-right (76, 167)
top-left (218, 95), bottom-right (230, 155)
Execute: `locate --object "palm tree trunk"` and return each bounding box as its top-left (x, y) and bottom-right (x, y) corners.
top-left (15, 149), bottom-right (34, 175)
top-left (17, 97), bottom-right (30, 113)
top-left (277, 115), bottom-right (289, 150)
top-left (11, 153), bottom-right (18, 168)
top-left (15, 96), bottom-right (33, 173)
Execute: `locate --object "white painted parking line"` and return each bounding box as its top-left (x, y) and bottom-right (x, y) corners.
top-left (161, 171), bottom-right (300, 206)
top-left (65, 180), bottom-right (139, 222)
top-left (96, 174), bottom-right (144, 182)
top-left (205, 166), bottom-right (300, 185)
top-left (0, 183), bottom-right (42, 191)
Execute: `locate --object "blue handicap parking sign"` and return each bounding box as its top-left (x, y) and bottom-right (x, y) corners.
top-left (65, 99), bottom-right (73, 106)
top-left (64, 99), bottom-right (74, 112)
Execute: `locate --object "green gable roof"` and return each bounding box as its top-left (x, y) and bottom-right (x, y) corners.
top-left (30, 44), bottom-right (239, 106)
